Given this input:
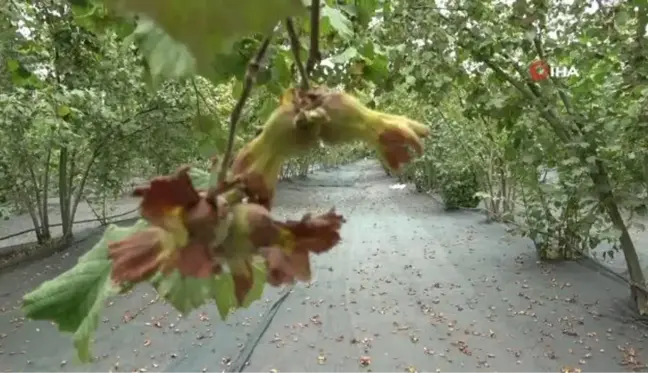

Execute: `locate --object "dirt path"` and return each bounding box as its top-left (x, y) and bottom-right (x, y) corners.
top-left (0, 160), bottom-right (647, 372)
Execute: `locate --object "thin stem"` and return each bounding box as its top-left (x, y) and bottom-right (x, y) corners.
top-left (284, 18), bottom-right (309, 89)
top-left (192, 78), bottom-right (219, 117)
top-left (191, 78), bottom-right (203, 121)
top-left (306, 0), bottom-right (321, 75)
top-left (215, 35), bottom-right (273, 187)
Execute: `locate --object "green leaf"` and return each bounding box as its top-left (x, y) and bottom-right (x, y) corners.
top-left (6, 59), bottom-right (20, 72)
top-left (197, 138), bottom-right (216, 158)
top-left (151, 271), bottom-right (215, 315)
top-left (211, 259), bottom-right (266, 318)
top-left (614, 10), bottom-right (629, 26)
top-left (107, 0), bottom-right (305, 77)
top-left (22, 221), bottom-right (148, 362)
top-left (150, 259), bottom-right (266, 319)
top-left (57, 105), bottom-right (71, 118)
top-left (126, 17), bottom-right (197, 84)
top-left (73, 282), bottom-right (120, 362)
top-left (330, 47), bottom-right (358, 64)
top-left (211, 43), bottom-right (253, 81)
top-left (22, 260), bottom-right (110, 333)
top-left (188, 164), bottom-right (233, 190)
top-left (363, 54), bottom-right (389, 84)
top-left (322, 5), bottom-right (353, 38)
top-left (270, 52), bottom-right (292, 90)
top-left (241, 259), bottom-right (265, 307)
top-left (187, 167), bottom-right (211, 190)
top-left (70, 1), bottom-right (134, 36)
top-left (210, 274), bottom-right (237, 319)
top-left (192, 114), bottom-right (220, 135)
top-left (5, 59), bottom-right (38, 87)
top-left (232, 80), bottom-right (244, 100)
top-left (354, 0), bottom-right (378, 27)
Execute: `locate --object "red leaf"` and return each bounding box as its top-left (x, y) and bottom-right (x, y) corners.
top-left (134, 166), bottom-right (201, 226)
top-left (378, 127), bottom-right (424, 171)
top-left (285, 249), bottom-right (311, 281)
top-left (243, 203), bottom-right (281, 247)
top-left (174, 242), bottom-right (220, 278)
top-left (258, 209), bottom-right (346, 285)
top-left (109, 228), bottom-right (167, 283)
top-left (278, 209), bottom-right (345, 254)
top-left (260, 246), bottom-right (296, 286)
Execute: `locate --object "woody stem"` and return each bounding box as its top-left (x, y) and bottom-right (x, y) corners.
top-left (216, 34), bottom-right (273, 187)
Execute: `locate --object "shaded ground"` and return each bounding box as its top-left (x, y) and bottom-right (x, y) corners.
top-left (0, 160), bottom-right (647, 372)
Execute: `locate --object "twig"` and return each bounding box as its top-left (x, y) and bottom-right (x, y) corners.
top-left (191, 78), bottom-right (203, 123)
top-left (193, 77), bottom-right (222, 118)
top-left (284, 18), bottom-right (309, 89)
top-left (306, 0), bottom-right (321, 75)
top-left (215, 35), bottom-right (273, 187)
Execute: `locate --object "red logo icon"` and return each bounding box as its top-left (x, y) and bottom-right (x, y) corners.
top-left (529, 60), bottom-right (550, 81)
